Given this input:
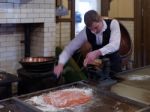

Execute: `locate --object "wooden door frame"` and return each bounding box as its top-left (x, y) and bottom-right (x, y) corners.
top-left (134, 0), bottom-right (143, 67)
top-left (56, 0), bottom-right (75, 41)
top-left (71, 0), bottom-right (75, 40)
top-left (101, 0), bottom-right (111, 16)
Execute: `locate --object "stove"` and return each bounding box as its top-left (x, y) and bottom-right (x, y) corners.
top-left (0, 81), bottom-right (149, 112)
top-left (17, 81), bottom-right (147, 112)
top-left (17, 68), bottom-right (64, 95)
top-left (0, 97), bottom-right (41, 112)
top-left (111, 65), bottom-right (150, 105)
top-left (0, 71), bottom-right (18, 99)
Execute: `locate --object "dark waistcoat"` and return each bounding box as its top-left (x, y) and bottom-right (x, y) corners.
top-left (86, 19), bottom-right (122, 73)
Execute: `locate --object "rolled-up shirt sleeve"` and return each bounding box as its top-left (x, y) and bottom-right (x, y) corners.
top-left (100, 19), bottom-right (121, 56)
top-left (59, 28), bottom-right (87, 65)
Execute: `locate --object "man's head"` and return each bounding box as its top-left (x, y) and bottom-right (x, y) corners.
top-left (84, 10), bottom-right (103, 34)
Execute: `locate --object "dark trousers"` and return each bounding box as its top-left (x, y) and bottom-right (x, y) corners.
top-left (101, 52), bottom-right (122, 76)
top-left (109, 53), bottom-right (122, 75)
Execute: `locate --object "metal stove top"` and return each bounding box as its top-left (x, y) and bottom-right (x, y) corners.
top-left (112, 66), bottom-right (150, 105)
top-left (16, 81), bottom-right (146, 112)
top-left (0, 98), bottom-right (41, 112)
top-left (0, 71), bottom-right (18, 85)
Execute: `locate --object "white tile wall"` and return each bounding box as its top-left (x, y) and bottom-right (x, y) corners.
top-left (0, 0), bottom-right (56, 74)
top-left (56, 22), bottom-right (71, 47)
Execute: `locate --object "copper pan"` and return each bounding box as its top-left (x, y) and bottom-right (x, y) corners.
top-left (19, 57), bottom-right (56, 72)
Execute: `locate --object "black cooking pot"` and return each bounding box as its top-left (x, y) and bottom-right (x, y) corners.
top-left (19, 56), bottom-right (56, 72)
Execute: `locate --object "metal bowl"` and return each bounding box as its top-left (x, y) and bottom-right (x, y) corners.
top-left (21, 57), bottom-right (53, 63)
top-left (19, 57), bottom-right (56, 72)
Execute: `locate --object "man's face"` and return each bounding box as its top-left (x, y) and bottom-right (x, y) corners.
top-left (88, 21), bottom-right (103, 34)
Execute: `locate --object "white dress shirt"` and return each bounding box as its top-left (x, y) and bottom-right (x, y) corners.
top-left (58, 19), bottom-right (121, 65)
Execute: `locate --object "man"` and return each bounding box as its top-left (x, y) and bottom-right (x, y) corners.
top-left (54, 10), bottom-right (122, 78)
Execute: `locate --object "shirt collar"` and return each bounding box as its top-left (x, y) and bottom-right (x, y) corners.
top-left (84, 19), bottom-right (107, 34)
top-left (96, 19), bottom-right (107, 35)
top-left (101, 19), bottom-right (107, 32)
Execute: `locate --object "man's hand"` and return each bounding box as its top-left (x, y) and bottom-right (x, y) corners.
top-left (53, 63), bottom-right (64, 78)
top-left (83, 50), bottom-right (101, 67)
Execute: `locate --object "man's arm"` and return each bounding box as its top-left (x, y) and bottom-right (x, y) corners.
top-left (54, 28), bottom-right (87, 77)
top-left (59, 29), bottom-right (87, 65)
top-left (100, 19), bottom-right (121, 56)
top-left (83, 49), bottom-right (102, 66)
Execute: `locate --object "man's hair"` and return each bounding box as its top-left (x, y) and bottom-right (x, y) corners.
top-left (84, 10), bottom-right (101, 27)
